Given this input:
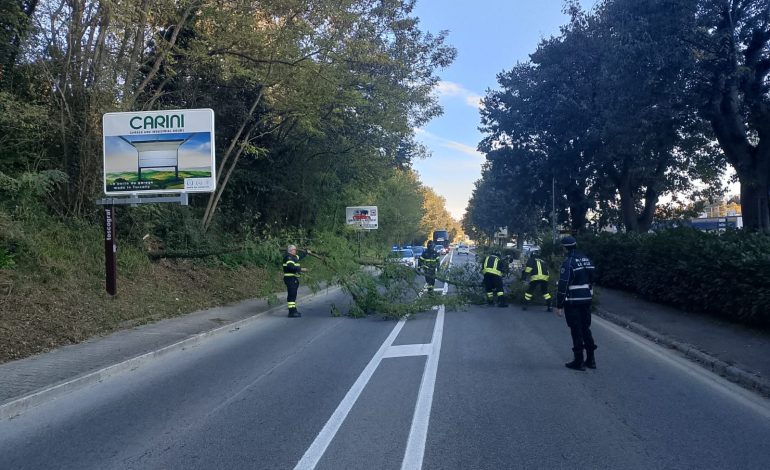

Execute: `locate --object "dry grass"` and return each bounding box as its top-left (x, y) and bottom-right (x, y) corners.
top-left (0, 258), bottom-right (282, 364)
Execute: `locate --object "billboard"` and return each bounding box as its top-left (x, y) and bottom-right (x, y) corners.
top-left (103, 108), bottom-right (216, 195)
top-left (346, 206), bottom-right (378, 229)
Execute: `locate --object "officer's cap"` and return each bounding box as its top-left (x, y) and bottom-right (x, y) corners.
top-left (560, 236), bottom-right (577, 248)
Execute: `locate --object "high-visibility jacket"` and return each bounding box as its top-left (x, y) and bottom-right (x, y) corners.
top-left (283, 251), bottom-right (307, 278)
top-left (556, 249), bottom-right (595, 308)
top-left (482, 255), bottom-right (503, 276)
top-left (522, 257), bottom-right (549, 282)
top-left (419, 247), bottom-right (440, 272)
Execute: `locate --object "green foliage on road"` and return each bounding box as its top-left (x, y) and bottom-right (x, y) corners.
top-left (580, 229), bottom-right (770, 327)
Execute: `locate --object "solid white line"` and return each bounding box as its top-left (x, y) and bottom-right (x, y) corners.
top-left (401, 258), bottom-right (451, 470)
top-left (401, 305), bottom-right (445, 469)
top-left (594, 316), bottom-right (770, 420)
top-left (294, 318), bottom-right (407, 470)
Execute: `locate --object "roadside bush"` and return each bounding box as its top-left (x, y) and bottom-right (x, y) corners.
top-left (579, 228), bottom-right (770, 327)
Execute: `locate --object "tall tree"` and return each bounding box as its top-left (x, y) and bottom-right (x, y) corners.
top-left (695, 0), bottom-right (770, 232)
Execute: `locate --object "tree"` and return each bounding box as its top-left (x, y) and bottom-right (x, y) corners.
top-left (694, 0), bottom-right (770, 232)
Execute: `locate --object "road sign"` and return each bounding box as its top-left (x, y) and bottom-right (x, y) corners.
top-left (346, 206), bottom-right (378, 229)
top-left (102, 108), bottom-right (216, 195)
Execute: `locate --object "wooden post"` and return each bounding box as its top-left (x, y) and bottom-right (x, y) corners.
top-left (104, 205), bottom-right (117, 296)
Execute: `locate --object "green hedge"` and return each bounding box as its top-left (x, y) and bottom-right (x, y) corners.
top-left (579, 228), bottom-right (770, 327)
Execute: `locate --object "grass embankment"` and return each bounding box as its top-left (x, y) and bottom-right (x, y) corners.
top-left (0, 213), bottom-right (333, 364)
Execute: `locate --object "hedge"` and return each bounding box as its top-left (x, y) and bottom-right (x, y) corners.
top-left (578, 228), bottom-right (770, 328)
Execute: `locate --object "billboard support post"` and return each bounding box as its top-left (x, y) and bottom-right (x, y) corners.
top-left (104, 205), bottom-right (117, 296)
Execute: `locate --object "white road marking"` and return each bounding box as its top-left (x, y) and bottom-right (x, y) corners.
top-left (293, 317), bottom-right (408, 470)
top-left (401, 304), bottom-right (445, 470)
top-left (294, 251), bottom-right (452, 470)
top-left (595, 316), bottom-right (770, 420)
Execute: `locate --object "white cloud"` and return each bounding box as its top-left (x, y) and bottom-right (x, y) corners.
top-left (414, 127), bottom-right (484, 159)
top-left (444, 140), bottom-right (484, 159)
top-left (465, 94), bottom-right (483, 109)
top-left (434, 81), bottom-right (464, 97)
top-left (433, 81), bottom-right (483, 110)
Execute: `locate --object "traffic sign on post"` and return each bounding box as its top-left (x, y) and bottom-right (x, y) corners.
top-left (346, 206), bottom-right (378, 230)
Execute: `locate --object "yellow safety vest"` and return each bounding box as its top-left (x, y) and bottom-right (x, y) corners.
top-left (482, 255), bottom-right (502, 276)
top-left (525, 259), bottom-right (549, 281)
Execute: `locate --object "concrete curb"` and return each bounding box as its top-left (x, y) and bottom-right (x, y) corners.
top-left (595, 307), bottom-right (770, 398)
top-left (0, 285), bottom-right (341, 421)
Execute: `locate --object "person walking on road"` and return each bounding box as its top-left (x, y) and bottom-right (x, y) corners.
top-left (481, 251), bottom-right (508, 307)
top-left (521, 252), bottom-right (552, 312)
top-left (283, 244), bottom-right (310, 318)
top-left (556, 236), bottom-right (597, 370)
top-left (419, 240), bottom-right (441, 294)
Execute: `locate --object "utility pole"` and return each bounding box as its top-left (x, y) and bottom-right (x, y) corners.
top-left (551, 176), bottom-right (557, 243)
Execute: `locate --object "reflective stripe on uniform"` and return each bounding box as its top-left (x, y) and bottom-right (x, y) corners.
top-left (482, 256), bottom-right (502, 276)
top-left (569, 284), bottom-right (590, 290)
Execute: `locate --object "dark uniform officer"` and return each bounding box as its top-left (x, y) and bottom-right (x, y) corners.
top-left (283, 244), bottom-right (309, 318)
top-left (556, 236), bottom-right (596, 370)
top-left (419, 241), bottom-right (441, 293)
top-left (521, 253), bottom-right (553, 311)
top-left (481, 252), bottom-right (508, 307)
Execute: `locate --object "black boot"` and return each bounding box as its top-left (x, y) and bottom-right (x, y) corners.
top-left (565, 351), bottom-right (586, 371)
top-left (585, 348), bottom-right (596, 369)
top-left (288, 308), bottom-right (301, 318)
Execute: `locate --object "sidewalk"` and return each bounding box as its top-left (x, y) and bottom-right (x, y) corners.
top-left (0, 284), bottom-right (340, 420)
top-left (595, 287), bottom-right (770, 397)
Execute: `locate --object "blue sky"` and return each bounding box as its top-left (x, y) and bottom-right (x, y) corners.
top-left (411, 0), bottom-right (596, 219)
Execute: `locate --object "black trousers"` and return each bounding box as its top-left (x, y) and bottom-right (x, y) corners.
top-left (564, 303), bottom-right (596, 353)
top-left (284, 277), bottom-right (299, 312)
top-left (524, 280), bottom-right (552, 303)
top-left (424, 269), bottom-right (436, 291)
top-left (483, 273), bottom-right (504, 303)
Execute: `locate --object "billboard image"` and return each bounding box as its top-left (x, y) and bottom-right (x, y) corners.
top-left (103, 108), bottom-right (216, 194)
top-left (346, 206), bottom-right (378, 229)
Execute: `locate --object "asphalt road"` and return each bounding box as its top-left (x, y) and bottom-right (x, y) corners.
top-left (1, 251), bottom-right (769, 469)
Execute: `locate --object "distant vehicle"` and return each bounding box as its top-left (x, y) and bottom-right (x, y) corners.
top-left (388, 249), bottom-right (416, 268)
top-left (457, 244), bottom-right (470, 255)
top-left (411, 246), bottom-right (425, 260)
top-left (522, 243), bottom-right (540, 256)
top-left (432, 229), bottom-right (449, 250)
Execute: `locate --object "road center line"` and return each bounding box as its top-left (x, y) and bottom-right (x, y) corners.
top-left (401, 304), bottom-right (444, 470)
top-left (293, 316), bottom-right (408, 470)
top-left (294, 251), bottom-right (452, 470)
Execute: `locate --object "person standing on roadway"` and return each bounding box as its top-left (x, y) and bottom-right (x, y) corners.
top-left (556, 236), bottom-right (597, 370)
top-left (481, 251), bottom-right (508, 307)
top-left (283, 244), bottom-right (310, 318)
top-left (521, 251), bottom-right (553, 312)
top-left (419, 240), bottom-right (441, 294)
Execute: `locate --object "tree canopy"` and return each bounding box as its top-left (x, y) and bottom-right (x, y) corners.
top-left (467, 0), bottom-right (766, 237)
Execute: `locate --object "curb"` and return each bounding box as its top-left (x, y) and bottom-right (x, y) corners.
top-left (595, 307), bottom-right (770, 398)
top-left (0, 285), bottom-right (341, 421)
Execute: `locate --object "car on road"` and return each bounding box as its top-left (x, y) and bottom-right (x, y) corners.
top-left (457, 244), bottom-right (470, 255)
top-left (388, 249), bottom-right (416, 268)
top-left (411, 246), bottom-right (425, 261)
